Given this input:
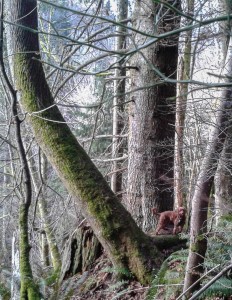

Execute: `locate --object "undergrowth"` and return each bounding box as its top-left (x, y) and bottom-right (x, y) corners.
top-left (148, 217), bottom-right (232, 299)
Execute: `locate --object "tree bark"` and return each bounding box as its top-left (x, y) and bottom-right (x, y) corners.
top-left (29, 151), bottom-right (61, 273)
top-left (214, 0), bottom-right (232, 221)
top-left (174, 0), bottom-right (194, 208)
top-left (111, 0), bottom-right (128, 198)
top-left (11, 232), bottom-right (20, 300)
top-left (0, 0), bottom-right (40, 298)
top-left (62, 224), bottom-right (102, 279)
top-left (127, 0), bottom-right (180, 231)
top-left (215, 135), bottom-right (232, 221)
top-left (183, 36), bottom-right (232, 297)
top-left (9, 0), bottom-right (160, 284)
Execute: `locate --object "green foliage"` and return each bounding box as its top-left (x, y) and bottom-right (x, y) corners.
top-left (0, 283), bottom-right (10, 300)
top-left (198, 277), bottom-right (232, 299)
top-left (147, 250), bottom-right (188, 300)
top-left (100, 266), bottom-right (133, 279)
top-left (63, 289), bottom-right (74, 300)
top-left (44, 270), bottom-right (60, 286)
top-left (198, 218), bottom-right (232, 299)
top-left (99, 266), bottom-right (132, 299)
top-left (106, 279), bottom-right (129, 293)
top-left (206, 218), bottom-right (232, 267)
top-left (79, 277), bottom-right (97, 293)
top-left (221, 214), bottom-right (232, 222)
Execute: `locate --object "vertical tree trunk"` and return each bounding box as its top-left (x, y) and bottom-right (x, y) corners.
top-left (9, 0), bottom-right (160, 284)
top-left (174, 0), bottom-right (194, 208)
top-left (183, 36), bottom-right (232, 296)
top-left (215, 140), bottom-right (232, 220)
top-left (127, 0), bottom-right (180, 231)
top-left (29, 151), bottom-right (61, 273)
top-left (19, 205), bottom-right (41, 299)
top-left (41, 232), bottom-right (50, 268)
top-left (11, 232), bottom-right (20, 300)
top-left (214, 0), bottom-right (232, 221)
top-left (111, 0), bottom-right (128, 197)
top-left (0, 1), bottom-right (40, 298)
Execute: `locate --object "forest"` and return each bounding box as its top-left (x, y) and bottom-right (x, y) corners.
top-left (0, 0), bottom-right (232, 299)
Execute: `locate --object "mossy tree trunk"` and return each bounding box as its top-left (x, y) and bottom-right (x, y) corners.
top-left (9, 0), bottom-right (160, 284)
top-left (0, 1), bottom-right (40, 299)
top-left (19, 205), bottom-right (41, 299)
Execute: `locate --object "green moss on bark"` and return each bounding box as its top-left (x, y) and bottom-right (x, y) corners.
top-left (19, 205), bottom-right (41, 300)
top-left (11, 1), bottom-right (161, 284)
top-left (14, 51), bottom-right (159, 285)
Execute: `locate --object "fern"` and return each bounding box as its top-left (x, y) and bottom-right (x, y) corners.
top-left (110, 288), bottom-right (131, 300)
top-left (106, 279), bottom-right (128, 292)
top-left (198, 277), bottom-right (232, 299)
top-left (198, 218), bottom-right (232, 299)
top-left (147, 250), bottom-right (188, 300)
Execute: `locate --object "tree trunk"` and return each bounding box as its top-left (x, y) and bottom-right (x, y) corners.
top-left (41, 232), bottom-right (50, 268)
top-left (214, 0), bottom-right (232, 221)
top-left (127, 0), bottom-right (180, 231)
top-left (9, 0), bottom-right (160, 284)
top-left (111, 0), bottom-right (128, 198)
top-left (183, 36), bottom-right (232, 297)
top-left (11, 232), bottom-right (20, 300)
top-left (19, 205), bottom-right (41, 299)
top-left (215, 141), bottom-right (232, 220)
top-left (0, 1), bottom-right (40, 298)
top-left (174, 0), bottom-right (194, 208)
top-left (29, 151), bottom-right (61, 273)
top-left (62, 224), bottom-right (102, 279)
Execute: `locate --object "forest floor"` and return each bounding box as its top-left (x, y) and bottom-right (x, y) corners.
top-left (59, 253), bottom-right (148, 300)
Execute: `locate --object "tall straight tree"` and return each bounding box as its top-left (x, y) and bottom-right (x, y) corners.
top-left (111, 0), bottom-right (128, 197)
top-left (126, 0), bottom-right (181, 231)
top-left (183, 35), bottom-right (232, 297)
top-left (8, 0), bottom-right (160, 285)
top-left (214, 0), bottom-right (232, 220)
top-left (174, 0), bottom-right (194, 208)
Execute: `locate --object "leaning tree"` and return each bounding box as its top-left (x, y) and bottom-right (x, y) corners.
top-left (8, 0), bottom-right (163, 286)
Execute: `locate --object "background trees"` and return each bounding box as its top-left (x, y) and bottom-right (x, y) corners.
top-left (0, 0), bottom-right (232, 299)
top-left (126, 0), bottom-right (180, 232)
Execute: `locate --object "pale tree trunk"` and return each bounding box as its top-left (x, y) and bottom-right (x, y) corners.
top-left (174, 0), bottom-right (194, 208)
top-left (111, 0), bottom-right (128, 198)
top-left (183, 36), bottom-right (232, 297)
top-left (11, 232), bottom-right (20, 300)
top-left (214, 0), bottom-right (232, 221)
top-left (127, 0), bottom-right (180, 231)
top-left (41, 232), bottom-right (50, 268)
top-left (1, 179), bottom-right (7, 256)
top-left (9, 0), bottom-right (160, 284)
top-left (29, 151), bottom-right (61, 273)
top-left (215, 140), bottom-right (232, 220)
